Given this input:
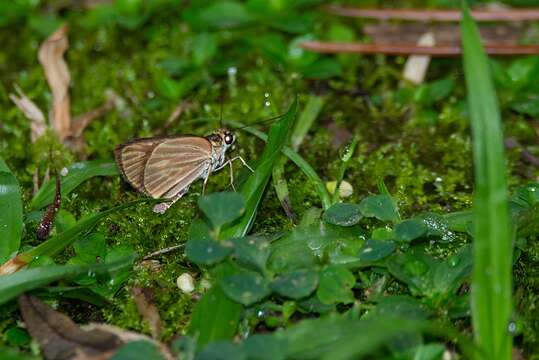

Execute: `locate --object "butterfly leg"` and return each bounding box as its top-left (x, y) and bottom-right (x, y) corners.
top-left (228, 160), bottom-right (236, 192)
top-left (202, 174), bottom-right (210, 195)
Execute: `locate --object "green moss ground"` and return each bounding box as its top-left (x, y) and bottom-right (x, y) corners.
top-left (1, 0), bottom-right (539, 357)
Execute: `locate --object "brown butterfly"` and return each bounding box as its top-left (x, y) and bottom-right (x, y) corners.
top-left (114, 128), bottom-right (252, 213)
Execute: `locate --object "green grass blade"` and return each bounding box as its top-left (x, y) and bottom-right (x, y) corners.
top-left (18, 200), bottom-right (150, 264)
top-left (461, 4), bottom-right (513, 359)
top-left (0, 157), bottom-right (23, 263)
top-left (0, 255), bottom-right (135, 306)
top-left (225, 120), bottom-right (331, 210)
top-left (221, 98), bottom-right (297, 238)
top-left (31, 160), bottom-right (119, 210)
top-left (291, 95), bottom-right (325, 151)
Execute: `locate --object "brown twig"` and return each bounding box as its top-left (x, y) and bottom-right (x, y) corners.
top-left (327, 5), bottom-right (539, 22)
top-left (300, 41), bottom-right (539, 56)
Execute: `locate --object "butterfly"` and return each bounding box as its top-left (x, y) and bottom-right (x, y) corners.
top-left (114, 128), bottom-right (252, 213)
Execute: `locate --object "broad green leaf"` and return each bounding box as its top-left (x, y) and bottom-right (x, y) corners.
top-left (359, 195), bottom-right (399, 223)
top-left (31, 160), bottom-right (119, 210)
top-left (322, 203), bottom-right (362, 227)
top-left (185, 238), bottom-right (233, 265)
top-left (0, 255), bottom-right (135, 305)
top-left (242, 334), bottom-right (287, 360)
top-left (221, 271), bottom-right (270, 305)
top-left (270, 269), bottom-right (318, 299)
top-left (316, 265), bottom-right (355, 305)
top-left (394, 219), bottom-right (427, 243)
top-left (110, 340), bottom-right (165, 360)
top-left (73, 232), bottom-right (107, 263)
top-left (231, 236), bottom-right (270, 274)
top-left (278, 315), bottom-right (426, 360)
top-left (197, 341), bottom-right (245, 360)
top-left (358, 239), bottom-right (395, 263)
top-left (369, 295), bottom-right (430, 320)
top-left (221, 98), bottom-right (297, 238)
top-left (461, 5), bottom-right (513, 359)
top-left (0, 158), bottom-right (23, 263)
top-left (198, 192), bottom-right (245, 230)
top-left (188, 263), bottom-right (242, 347)
top-left (5, 327), bottom-right (30, 347)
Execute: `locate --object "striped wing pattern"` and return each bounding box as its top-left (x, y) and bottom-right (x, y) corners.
top-left (143, 137), bottom-right (212, 198)
top-left (115, 136), bottom-right (213, 199)
top-left (114, 137), bottom-right (165, 195)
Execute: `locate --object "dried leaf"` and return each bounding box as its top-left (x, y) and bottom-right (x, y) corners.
top-left (19, 294), bottom-right (123, 360)
top-left (9, 84), bottom-right (47, 142)
top-left (36, 175), bottom-right (62, 240)
top-left (131, 287), bottom-right (162, 339)
top-left (39, 25), bottom-right (71, 141)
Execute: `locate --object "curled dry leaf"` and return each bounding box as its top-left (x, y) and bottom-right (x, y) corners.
top-left (131, 287), bottom-right (162, 339)
top-left (18, 294), bottom-right (175, 360)
top-left (39, 25), bottom-right (71, 141)
top-left (9, 84), bottom-right (47, 142)
top-left (19, 294), bottom-right (123, 360)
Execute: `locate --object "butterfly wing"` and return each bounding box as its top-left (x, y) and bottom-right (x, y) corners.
top-left (115, 137), bottom-right (166, 195)
top-left (143, 137), bottom-right (213, 199)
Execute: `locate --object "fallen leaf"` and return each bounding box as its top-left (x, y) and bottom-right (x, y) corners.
top-left (131, 287), bottom-right (162, 339)
top-left (39, 25), bottom-right (71, 141)
top-left (19, 294), bottom-right (123, 360)
top-left (9, 84), bottom-right (47, 142)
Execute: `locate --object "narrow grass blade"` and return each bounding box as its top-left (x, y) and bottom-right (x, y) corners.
top-left (0, 157), bottom-right (23, 263)
top-left (461, 4), bottom-right (513, 359)
top-left (291, 95), bottom-right (325, 151)
top-left (0, 255), bottom-right (135, 306)
top-left (31, 160), bottom-right (119, 210)
top-left (0, 200), bottom-right (149, 275)
top-left (225, 120), bottom-right (331, 209)
top-left (221, 98), bottom-right (298, 238)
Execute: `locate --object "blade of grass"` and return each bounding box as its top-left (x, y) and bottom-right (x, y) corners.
top-left (0, 199), bottom-right (151, 275)
top-left (31, 160), bottom-right (119, 210)
top-left (0, 255), bottom-right (135, 306)
top-left (221, 98), bottom-right (298, 238)
top-left (0, 157), bottom-right (23, 263)
top-left (225, 120), bottom-right (331, 210)
top-left (461, 4), bottom-right (513, 359)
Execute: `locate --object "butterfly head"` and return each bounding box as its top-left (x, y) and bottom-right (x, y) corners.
top-left (217, 129), bottom-right (235, 147)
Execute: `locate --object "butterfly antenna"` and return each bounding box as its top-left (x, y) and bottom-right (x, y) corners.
top-left (219, 89), bottom-right (224, 129)
top-left (233, 111), bottom-right (288, 130)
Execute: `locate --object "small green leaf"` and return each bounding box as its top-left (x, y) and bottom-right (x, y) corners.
top-left (0, 158), bottom-right (23, 263)
top-left (110, 340), bottom-right (165, 360)
top-left (414, 78), bottom-right (455, 105)
top-left (5, 327), bottom-right (30, 347)
top-left (31, 160), bottom-right (119, 210)
top-left (322, 203), bottom-right (362, 227)
top-left (184, 1), bottom-right (253, 30)
top-left (242, 334), bottom-right (287, 360)
top-left (221, 272), bottom-right (271, 305)
top-left (54, 210), bottom-right (77, 233)
top-left (359, 195), bottom-right (399, 223)
top-left (358, 239), bottom-right (395, 263)
top-left (185, 238), bottom-right (233, 265)
top-left (271, 270), bottom-right (318, 299)
top-left (394, 219), bottom-right (427, 243)
top-left (73, 233), bottom-right (107, 263)
top-left (371, 227), bottom-right (394, 241)
top-left (316, 265), bottom-right (355, 305)
top-left (301, 58), bottom-right (342, 79)
top-left (192, 32), bottom-right (218, 66)
top-left (198, 192), bottom-right (246, 230)
top-left (232, 236), bottom-right (270, 274)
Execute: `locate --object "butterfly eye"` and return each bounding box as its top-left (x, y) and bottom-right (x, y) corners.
top-left (224, 134), bottom-right (234, 145)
